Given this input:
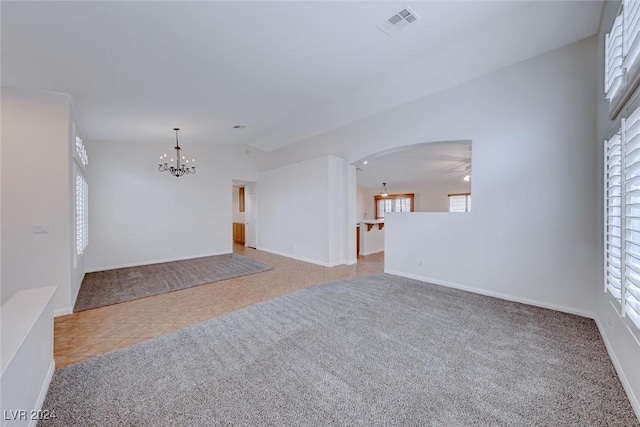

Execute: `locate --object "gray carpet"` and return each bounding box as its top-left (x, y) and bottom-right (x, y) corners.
top-left (45, 274), bottom-right (638, 426)
top-left (73, 253), bottom-right (272, 312)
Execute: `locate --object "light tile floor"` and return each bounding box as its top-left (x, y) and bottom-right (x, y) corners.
top-left (54, 245), bottom-right (384, 368)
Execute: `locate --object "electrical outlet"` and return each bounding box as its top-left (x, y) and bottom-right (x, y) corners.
top-left (418, 260), bottom-right (423, 267)
top-left (33, 224), bottom-right (48, 234)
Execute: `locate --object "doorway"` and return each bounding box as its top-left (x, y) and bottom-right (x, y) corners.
top-left (232, 180), bottom-right (257, 249)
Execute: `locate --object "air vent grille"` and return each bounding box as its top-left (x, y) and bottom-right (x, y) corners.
top-left (378, 6), bottom-right (420, 36)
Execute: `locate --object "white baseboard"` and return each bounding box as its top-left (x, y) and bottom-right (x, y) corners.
top-left (383, 269), bottom-right (594, 319)
top-left (594, 317), bottom-right (640, 421)
top-left (86, 251), bottom-right (232, 273)
top-left (28, 360), bottom-right (55, 427)
top-left (257, 247), bottom-right (332, 267)
top-left (359, 248), bottom-right (384, 256)
top-left (53, 307), bottom-right (72, 317)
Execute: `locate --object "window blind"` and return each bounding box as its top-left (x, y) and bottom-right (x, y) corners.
top-left (606, 132), bottom-right (623, 300)
top-left (75, 169), bottom-right (89, 256)
top-left (449, 194), bottom-right (471, 213)
top-left (625, 107), bottom-right (640, 329)
top-left (606, 13), bottom-right (624, 100)
top-left (624, 0), bottom-right (640, 72)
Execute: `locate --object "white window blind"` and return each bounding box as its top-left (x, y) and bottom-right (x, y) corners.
top-left (606, 13), bottom-right (624, 100)
top-left (624, 107), bottom-right (640, 328)
top-left (75, 166), bottom-right (89, 256)
top-left (75, 136), bottom-right (88, 168)
top-left (449, 194), bottom-right (471, 213)
top-left (375, 194), bottom-right (413, 219)
top-left (605, 104), bottom-right (640, 332)
top-left (606, 132), bottom-right (623, 300)
top-left (624, 0), bottom-right (640, 72)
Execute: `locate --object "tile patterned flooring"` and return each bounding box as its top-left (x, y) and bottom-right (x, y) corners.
top-left (54, 245), bottom-right (384, 368)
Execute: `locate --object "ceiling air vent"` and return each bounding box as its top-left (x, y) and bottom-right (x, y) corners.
top-left (378, 6), bottom-right (420, 36)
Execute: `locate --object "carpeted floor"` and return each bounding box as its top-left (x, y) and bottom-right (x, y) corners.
top-left (73, 253), bottom-right (272, 312)
top-left (45, 274), bottom-right (638, 426)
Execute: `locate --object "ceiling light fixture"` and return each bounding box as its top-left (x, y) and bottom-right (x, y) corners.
top-left (363, 161), bottom-right (368, 165)
top-left (159, 128), bottom-right (196, 177)
top-left (380, 182), bottom-right (388, 197)
top-left (463, 165), bottom-right (471, 182)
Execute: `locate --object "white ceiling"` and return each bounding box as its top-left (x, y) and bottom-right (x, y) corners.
top-left (2, 1), bottom-right (603, 150)
top-left (356, 141), bottom-right (472, 191)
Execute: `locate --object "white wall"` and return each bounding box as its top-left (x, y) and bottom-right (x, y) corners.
top-left (232, 187), bottom-right (245, 224)
top-left (270, 37), bottom-right (598, 316)
top-left (257, 154), bottom-right (347, 267)
top-left (1, 88), bottom-right (75, 313)
top-left (595, 1), bottom-right (640, 418)
top-left (85, 141), bottom-right (259, 271)
top-left (357, 186), bottom-right (374, 220)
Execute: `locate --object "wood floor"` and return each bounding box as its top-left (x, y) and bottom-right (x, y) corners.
top-left (54, 245), bottom-right (384, 368)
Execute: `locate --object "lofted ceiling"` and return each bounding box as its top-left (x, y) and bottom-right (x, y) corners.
top-left (1, 1), bottom-right (603, 151)
top-left (356, 141), bottom-right (472, 191)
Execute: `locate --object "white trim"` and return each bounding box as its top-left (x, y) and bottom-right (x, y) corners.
top-left (359, 248), bottom-right (384, 256)
top-left (257, 247), bottom-right (332, 267)
top-left (86, 251), bottom-right (232, 273)
top-left (1, 287), bottom-right (57, 376)
top-left (28, 360), bottom-right (56, 427)
top-left (54, 307), bottom-right (73, 318)
top-left (345, 259), bottom-right (357, 266)
top-left (383, 269), bottom-right (594, 318)
top-left (594, 317), bottom-right (640, 421)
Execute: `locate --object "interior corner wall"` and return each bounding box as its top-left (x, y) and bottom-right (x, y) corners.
top-left (84, 141), bottom-right (259, 272)
top-left (1, 87), bottom-right (73, 312)
top-left (328, 155), bottom-right (345, 266)
top-left (269, 36), bottom-right (599, 316)
top-left (257, 155), bottom-right (347, 266)
top-left (594, 0), bottom-right (640, 418)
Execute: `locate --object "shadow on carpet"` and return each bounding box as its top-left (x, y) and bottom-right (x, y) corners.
top-left (45, 274), bottom-right (638, 426)
top-left (73, 253), bottom-right (272, 312)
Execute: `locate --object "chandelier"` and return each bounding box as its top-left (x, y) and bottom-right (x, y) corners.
top-left (159, 128), bottom-right (196, 177)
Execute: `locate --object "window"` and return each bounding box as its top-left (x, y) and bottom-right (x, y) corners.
top-left (604, 102), bottom-right (640, 332)
top-left (374, 194), bottom-right (414, 219)
top-left (75, 168), bottom-right (88, 256)
top-left (605, 1), bottom-right (640, 115)
top-left (73, 134), bottom-right (89, 258)
top-left (449, 193), bottom-right (471, 212)
top-left (75, 136), bottom-right (88, 167)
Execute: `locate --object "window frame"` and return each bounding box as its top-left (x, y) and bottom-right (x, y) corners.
top-left (448, 193), bottom-right (471, 213)
top-left (374, 193), bottom-right (414, 219)
top-left (606, 1), bottom-right (640, 119)
top-left (604, 91), bottom-right (640, 339)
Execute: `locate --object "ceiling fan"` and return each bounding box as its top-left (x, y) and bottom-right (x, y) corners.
top-left (446, 163), bottom-right (472, 181)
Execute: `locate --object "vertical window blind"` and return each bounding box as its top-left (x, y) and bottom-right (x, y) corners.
top-left (605, 105), bottom-right (640, 330)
